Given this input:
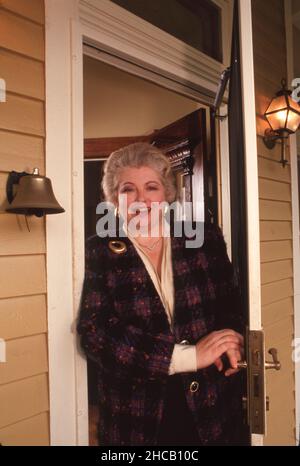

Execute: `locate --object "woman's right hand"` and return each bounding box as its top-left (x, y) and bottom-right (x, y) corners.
top-left (195, 329), bottom-right (244, 372)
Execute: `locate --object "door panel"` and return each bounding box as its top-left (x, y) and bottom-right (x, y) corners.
top-left (151, 108), bottom-right (218, 224)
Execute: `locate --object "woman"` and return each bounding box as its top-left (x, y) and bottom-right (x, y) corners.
top-left (77, 142), bottom-right (246, 446)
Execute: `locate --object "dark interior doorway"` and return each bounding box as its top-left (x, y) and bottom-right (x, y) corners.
top-left (83, 51), bottom-right (222, 444)
top-left (83, 107), bottom-right (218, 445)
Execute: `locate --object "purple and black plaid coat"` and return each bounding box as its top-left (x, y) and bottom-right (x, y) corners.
top-left (77, 221), bottom-right (245, 446)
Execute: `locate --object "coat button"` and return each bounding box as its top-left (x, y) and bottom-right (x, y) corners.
top-left (190, 381), bottom-right (199, 393)
top-left (179, 339), bottom-right (190, 345)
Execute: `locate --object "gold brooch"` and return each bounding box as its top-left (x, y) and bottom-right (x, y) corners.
top-left (108, 240), bottom-right (127, 254)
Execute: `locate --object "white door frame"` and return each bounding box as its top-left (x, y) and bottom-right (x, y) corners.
top-left (45, 0), bottom-right (259, 445)
top-left (238, 0), bottom-right (263, 445)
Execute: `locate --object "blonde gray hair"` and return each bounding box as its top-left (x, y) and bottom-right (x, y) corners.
top-left (102, 142), bottom-right (177, 204)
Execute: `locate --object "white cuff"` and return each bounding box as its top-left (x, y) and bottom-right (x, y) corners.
top-left (168, 344), bottom-right (197, 375)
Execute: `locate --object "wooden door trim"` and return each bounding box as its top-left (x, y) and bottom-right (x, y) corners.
top-left (238, 0), bottom-right (262, 445)
top-left (84, 136), bottom-right (150, 159)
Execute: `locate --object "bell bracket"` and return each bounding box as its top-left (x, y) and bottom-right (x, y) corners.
top-left (6, 170), bottom-right (30, 204)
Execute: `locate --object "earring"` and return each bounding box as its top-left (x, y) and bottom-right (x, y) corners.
top-left (114, 206), bottom-right (119, 217)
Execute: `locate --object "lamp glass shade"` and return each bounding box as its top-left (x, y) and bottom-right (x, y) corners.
top-left (286, 107), bottom-right (300, 132)
top-left (265, 93), bottom-right (300, 134)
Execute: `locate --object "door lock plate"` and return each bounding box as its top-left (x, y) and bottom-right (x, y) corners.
top-left (237, 329), bottom-right (281, 435)
top-left (248, 330), bottom-right (266, 434)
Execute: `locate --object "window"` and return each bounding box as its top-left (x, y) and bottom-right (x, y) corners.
top-left (111, 0), bottom-right (222, 62)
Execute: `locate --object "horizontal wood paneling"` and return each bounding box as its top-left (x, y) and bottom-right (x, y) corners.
top-left (253, 0), bottom-right (287, 140)
top-left (0, 93), bottom-right (45, 136)
top-left (0, 255), bottom-right (46, 299)
top-left (264, 340), bottom-right (295, 399)
top-left (254, 72), bottom-right (283, 101)
top-left (0, 9), bottom-right (44, 61)
top-left (252, 14), bottom-right (286, 55)
top-left (264, 314), bottom-right (294, 343)
top-left (0, 374), bottom-right (49, 429)
top-left (257, 136), bottom-right (291, 161)
top-left (265, 407), bottom-right (295, 446)
top-left (253, 45), bottom-right (286, 82)
top-left (265, 354), bottom-right (294, 400)
top-left (261, 259), bottom-right (293, 284)
top-left (252, 0), bottom-right (295, 445)
top-left (262, 296), bottom-right (293, 327)
top-left (259, 200), bottom-right (292, 221)
top-left (261, 278), bottom-right (294, 307)
top-left (0, 214), bottom-right (46, 255)
top-left (259, 178), bottom-right (291, 202)
top-left (293, 26), bottom-right (300, 77)
top-left (0, 294), bottom-right (47, 340)
top-left (258, 157), bottom-right (291, 183)
top-left (260, 240), bottom-right (293, 262)
top-left (0, 412), bottom-right (49, 446)
top-left (266, 346), bottom-right (295, 393)
top-left (264, 319), bottom-right (295, 404)
top-left (0, 0), bottom-right (45, 24)
top-left (259, 221), bottom-right (292, 241)
top-left (0, 49), bottom-right (44, 100)
top-left (0, 334), bottom-right (48, 384)
top-left (252, 0), bottom-right (286, 28)
top-left (254, 73), bottom-right (285, 118)
top-left (0, 1), bottom-right (48, 446)
top-left (265, 344), bottom-right (295, 446)
top-left (0, 130), bottom-right (44, 174)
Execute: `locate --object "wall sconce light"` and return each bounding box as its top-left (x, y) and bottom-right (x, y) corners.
top-left (263, 78), bottom-right (300, 167)
top-left (6, 168), bottom-right (65, 220)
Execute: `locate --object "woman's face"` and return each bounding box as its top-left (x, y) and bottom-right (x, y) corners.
top-left (117, 166), bottom-right (166, 234)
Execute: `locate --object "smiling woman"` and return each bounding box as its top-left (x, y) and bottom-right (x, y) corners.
top-left (77, 142), bottom-right (246, 446)
top-left (117, 166), bottom-right (168, 241)
top-left (102, 143), bottom-right (178, 244)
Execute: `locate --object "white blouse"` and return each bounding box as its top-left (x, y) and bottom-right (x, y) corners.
top-left (126, 230), bottom-right (197, 375)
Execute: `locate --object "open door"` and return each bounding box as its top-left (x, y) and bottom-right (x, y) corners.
top-left (150, 108), bottom-right (218, 224)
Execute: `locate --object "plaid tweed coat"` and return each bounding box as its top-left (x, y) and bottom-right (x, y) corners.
top-left (77, 221), bottom-right (245, 446)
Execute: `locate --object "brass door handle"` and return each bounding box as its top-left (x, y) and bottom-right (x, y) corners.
top-left (237, 360), bottom-right (248, 369)
top-left (265, 348), bottom-right (281, 370)
top-left (237, 348), bottom-right (281, 371)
